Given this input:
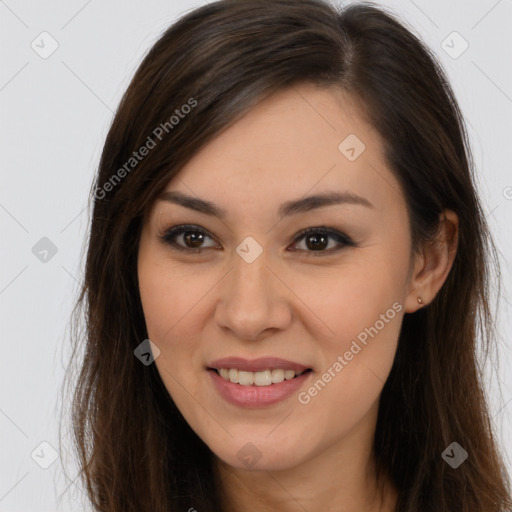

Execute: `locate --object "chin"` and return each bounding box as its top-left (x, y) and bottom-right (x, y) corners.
top-left (209, 434), bottom-right (309, 472)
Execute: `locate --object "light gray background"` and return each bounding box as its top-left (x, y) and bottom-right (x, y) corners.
top-left (1, 0), bottom-right (511, 510)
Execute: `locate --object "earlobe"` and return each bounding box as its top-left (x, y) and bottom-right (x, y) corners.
top-left (404, 209), bottom-right (459, 313)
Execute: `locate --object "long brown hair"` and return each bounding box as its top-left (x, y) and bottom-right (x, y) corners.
top-left (63, 1), bottom-right (512, 510)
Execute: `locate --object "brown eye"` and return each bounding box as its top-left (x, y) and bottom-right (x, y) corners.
top-left (182, 231), bottom-right (206, 248)
top-left (303, 232), bottom-right (329, 250)
top-left (159, 224), bottom-right (354, 256)
top-left (160, 225), bottom-right (218, 253)
top-left (289, 227), bottom-right (354, 255)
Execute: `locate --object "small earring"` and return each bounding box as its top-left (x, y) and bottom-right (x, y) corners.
top-left (417, 297), bottom-right (424, 304)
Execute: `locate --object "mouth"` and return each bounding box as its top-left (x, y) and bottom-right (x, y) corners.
top-left (206, 356), bottom-right (313, 388)
top-left (208, 367), bottom-right (313, 386)
top-left (207, 360), bottom-right (314, 408)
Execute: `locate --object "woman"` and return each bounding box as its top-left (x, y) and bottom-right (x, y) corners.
top-left (65, 0), bottom-right (512, 510)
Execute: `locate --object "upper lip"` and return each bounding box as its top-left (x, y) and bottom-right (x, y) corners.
top-left (208, 357), bottom-right (311, 373)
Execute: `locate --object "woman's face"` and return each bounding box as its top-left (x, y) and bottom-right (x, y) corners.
top-left (138, 83), bottom-right (421, 472)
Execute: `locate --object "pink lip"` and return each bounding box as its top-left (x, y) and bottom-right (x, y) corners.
top-left (208, 368), bottom-right (312, 408)
top-left (208, 356), bottom-right (310, 373)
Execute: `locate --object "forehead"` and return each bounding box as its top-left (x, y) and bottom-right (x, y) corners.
top-left (162, 83), bottom-right (403, 218)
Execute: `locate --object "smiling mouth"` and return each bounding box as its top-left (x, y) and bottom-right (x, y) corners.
top-left (209, 367), bottom-right (313, 386)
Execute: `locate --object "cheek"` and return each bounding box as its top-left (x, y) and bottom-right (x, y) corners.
top-left (286, 254), bottom-right (403, 346)
top-left (137, 254), bottom-right (222, 410)
top-left (138, 258), bottom-right (207, 403)
top-left (290, 255), bottom-right (404, 405)
top-left (296, 294), bottom-right (402, 446)
top-left (138, 254), bottom-right (209, 344)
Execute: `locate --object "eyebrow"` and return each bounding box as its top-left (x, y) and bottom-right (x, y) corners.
top-left (158, 190), bottom-right (374, 219)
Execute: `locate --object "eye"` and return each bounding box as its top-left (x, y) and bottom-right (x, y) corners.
top-left (158, 224), bottom-right (355, 256)
top-left (159, 224), bottom-right (219, 253)
top-left (288, 226), bottom-right (354, 256)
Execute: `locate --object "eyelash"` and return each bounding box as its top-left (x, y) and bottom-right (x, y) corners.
top-left (158, 224), bottom-right (355, 256)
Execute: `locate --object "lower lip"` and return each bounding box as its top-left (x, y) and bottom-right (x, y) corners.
top-left (208, 369), bottom-right (312, 408)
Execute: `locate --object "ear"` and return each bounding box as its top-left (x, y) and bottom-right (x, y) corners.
top-left (404, 209), bottom-right (459, 313)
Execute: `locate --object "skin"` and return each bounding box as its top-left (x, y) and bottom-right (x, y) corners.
top-left (137, 82), bottom-right (459, 511)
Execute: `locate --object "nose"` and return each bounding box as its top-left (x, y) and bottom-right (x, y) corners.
top-left (214, 250), bottom-right (292, 341)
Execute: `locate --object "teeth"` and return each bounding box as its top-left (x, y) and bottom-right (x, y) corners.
top-left (228, 368), bottom-right (239, 383)
top-left (284, 370), bottom-right (295, 380)
top-left (254, 370), bottom-right (272, 386)
top-left (238, 371), bottom-right (254, 386)
top-left (271, 369), bottom-right (284, 383)
top-left (216, 368), bottom-right (306, 386)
